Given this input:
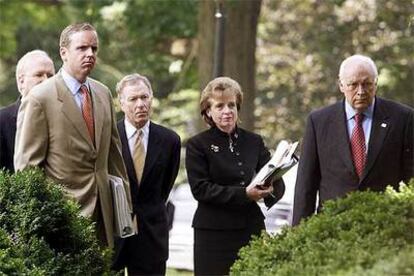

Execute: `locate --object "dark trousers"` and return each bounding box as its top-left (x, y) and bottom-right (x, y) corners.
top-left (127, 261), bottom-right (166, 276)
top-left (91, 196), bottom-right (108, 247)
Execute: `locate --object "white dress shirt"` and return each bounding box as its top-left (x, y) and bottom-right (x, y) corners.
top-left (345, 99), bottom-right (374, 152)
top-left (124, 119), bottom-right (150, 155)
top-left (61, 68), bottom-right (91, 110)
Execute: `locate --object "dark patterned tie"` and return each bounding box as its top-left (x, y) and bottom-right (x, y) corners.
top-left (351, 113), bottom-right (366, 180)
top-left (80, 84), bottom-right (95, 145)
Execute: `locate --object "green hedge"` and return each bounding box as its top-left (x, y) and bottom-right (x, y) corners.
top-left (231, 180), bottom-right (414, 275)
top-left (0, 168), bottom-right (113, 275)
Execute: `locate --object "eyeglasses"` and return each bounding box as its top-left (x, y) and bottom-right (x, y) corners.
top-left (342, 80), bottom-right (376, 91)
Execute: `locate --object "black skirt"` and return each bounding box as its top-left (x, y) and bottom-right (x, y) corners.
top-left (194, 221), bottom-right (264, 276)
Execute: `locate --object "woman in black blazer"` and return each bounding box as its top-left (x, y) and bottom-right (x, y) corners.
top-left (186, 77), bottom-right (285, 275)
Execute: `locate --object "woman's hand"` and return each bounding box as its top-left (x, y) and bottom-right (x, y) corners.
top-left (246, 182), bottom-right (274, 202)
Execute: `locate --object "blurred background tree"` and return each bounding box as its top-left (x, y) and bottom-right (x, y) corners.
top-left (198, 0), bottom-right (262, 131)
top-left (255, 0), bottom-right (414, 148)
top-left (1, 0), bottom-right (413, 180)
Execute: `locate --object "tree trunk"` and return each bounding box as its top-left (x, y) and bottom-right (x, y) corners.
top-left (198, 0), bottom-right (262, 131)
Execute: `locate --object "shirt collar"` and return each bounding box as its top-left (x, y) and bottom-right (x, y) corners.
top-left (61, 68), bottom-right (89, 96)
top-left (345, 98), bottom-right (375, 121)
top-left (124, 119), bottom-right (150, 140)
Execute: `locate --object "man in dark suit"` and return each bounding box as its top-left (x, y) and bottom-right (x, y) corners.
top-left (115, 73), bottom-right (181, 275)
top-left (293, 54), bottom-right (413, 226)
top-left (0, 50), bottom-right (55, 172)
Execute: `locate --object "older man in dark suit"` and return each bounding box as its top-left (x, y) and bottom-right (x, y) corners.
top-left (293, 54), bottom-right (413, 226)
top-left (0, 50), bottom-right (55, 172)
top-left (115, 73), bottom-right (181, 275)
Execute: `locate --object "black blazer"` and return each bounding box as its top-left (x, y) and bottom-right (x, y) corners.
top-left (293, 97), bottom-right (414, 226)
top-left (115, 119), bottom-right (181, 269)
top-left (186, 126), bottom-right (285, 230)
top-left (0, 99), bottom-right (20, 172)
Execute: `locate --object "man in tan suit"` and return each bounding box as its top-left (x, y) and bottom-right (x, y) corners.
top-left (14, 23), bottom-right (131, 248)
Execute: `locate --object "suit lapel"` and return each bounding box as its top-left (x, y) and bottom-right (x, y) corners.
top-left (141, 122), bottom-right (162, 185)
top-left (89, 81), bottom-right (104, 150)
top-left (11, 99), bottom-right (20, 134)
top-left (56, 73), bottom-right (94, 148)
top-left (332, 102), bottom-right (356, 175)
top-left (118, 120), bottom-right (139, 197)
top-left (361, 98), bottom-right (390, 181)
top-left (12, 99), bottom-right (21, 119)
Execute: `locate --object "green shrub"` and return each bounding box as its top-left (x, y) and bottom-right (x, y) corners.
top-left (231, 180), bottom-right (414, 275)
top-left (0, 168), bottom-right (113, 275)
top-left (340, 245), bottom-right (414, 276)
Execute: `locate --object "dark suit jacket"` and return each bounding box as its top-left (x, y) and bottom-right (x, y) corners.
top-left (186, 126), bottom-right (285, 231)
top-left (0, 99), bottom-right (20, 172)
top-left (293, 97), bottom-right (414, 226)
top-left (115, 119), bottom-right (181, 270)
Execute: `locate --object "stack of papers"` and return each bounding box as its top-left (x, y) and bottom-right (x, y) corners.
top-left (248, 140), bottom-right (299, 189)
top-left (109, 175), bottom-right (135, 238)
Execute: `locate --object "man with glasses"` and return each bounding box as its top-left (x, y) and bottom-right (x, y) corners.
top-left (292, 54), bottom-right (413, 226)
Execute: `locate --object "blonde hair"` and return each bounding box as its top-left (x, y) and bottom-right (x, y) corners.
top-left (200, 77), bottom-right (243, 127)
top-left (59, 22), bottom-right (97, 48)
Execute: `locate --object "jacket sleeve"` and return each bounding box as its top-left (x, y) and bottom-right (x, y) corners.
top-left (0, 116), bottom-right (5, 170)
top-left (402, 108), bottom-right (414, 183)
top-left (14, 95), bottom-right (48, 170)
top-left (107, 93), bottom-right (132, 209)
top-left (161, 134), bottom-right (181, 202)
top-left (185, 137), bottom-right (251, 208)
top-left (292, 114), bottom-right (320, 226)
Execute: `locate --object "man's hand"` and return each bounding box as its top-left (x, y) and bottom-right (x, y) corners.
top-left (246, 182), bottom-right (274, 202)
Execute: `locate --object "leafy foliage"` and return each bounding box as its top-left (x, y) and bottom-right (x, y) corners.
top-left (231, 180), bottom-right (414, 275)
top-left (256, 0), bottom-right (414, 148)
top-left (0, 168), bottom-right (113, 275)
top-left (0, 0), bottom-right (198, 106)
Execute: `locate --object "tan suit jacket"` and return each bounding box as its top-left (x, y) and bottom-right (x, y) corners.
top-left (14, 72), bottom-right (131, 247)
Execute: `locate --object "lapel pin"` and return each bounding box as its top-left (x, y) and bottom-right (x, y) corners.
top-left (381, 123), bottom-right (387, 128)
top-left (210, 144), bottom-right (219, 152)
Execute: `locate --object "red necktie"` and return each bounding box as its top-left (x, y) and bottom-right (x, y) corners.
top-left (350, 113), bottom-right (366, 180)
top-left (80, 84), bottom-right (95, 144)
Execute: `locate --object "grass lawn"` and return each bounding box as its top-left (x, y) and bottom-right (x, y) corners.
top-left (166, 268), bottom-right (193, 276)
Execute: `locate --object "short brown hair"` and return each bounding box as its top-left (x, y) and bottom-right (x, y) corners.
top-left (200, 77), bottom-right (243, 127)
top-left (116, 73), bottom-right (153, 97)
top-left (59, 22), bottom-right (97, 48)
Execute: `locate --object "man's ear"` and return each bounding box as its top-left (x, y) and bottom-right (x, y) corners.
top-left (118, 95), bottom-right (124, 109)
top-left (338, 78), bottom-right (345, 94)
top-left (59, 47), bottom-right (67, 62)
top-left (17, 74), bottom-right (24, 94)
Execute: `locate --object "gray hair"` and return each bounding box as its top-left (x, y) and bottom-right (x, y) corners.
top-left (339, 54), bottom-right (378, 81)
top-left (15, 50), bottom-right (52, 91)
top-left (116, 73), bottom-right (153, 96)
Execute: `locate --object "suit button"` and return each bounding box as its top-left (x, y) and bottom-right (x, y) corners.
top-left (240, 171), bottom-right (245, 176)
top-left (240, 181), bottom-right (245, 185)
top-left (237, 161), bottom-right (243, 166)
top-left (235, 152), bottom-right (240, 156)
top-left (90, 153), bottom-right (97, 161)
